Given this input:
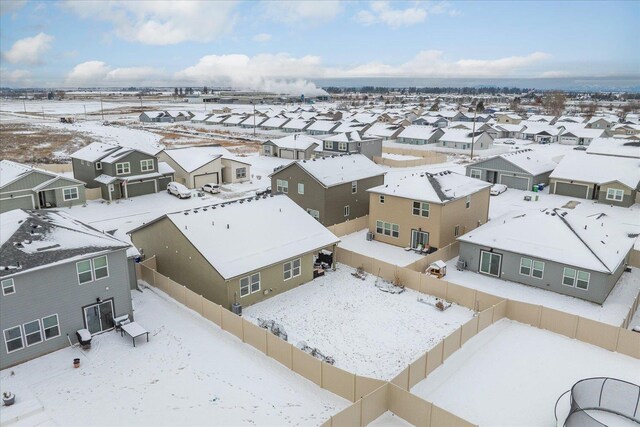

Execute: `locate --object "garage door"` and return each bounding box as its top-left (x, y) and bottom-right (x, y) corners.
top-left (554, 182), bottom-right (589, 199)
top-left (280, 150), bottom-right (295, 159)
top-left (126, 180), bottom-right (157, 197)
top-left (194, 172), bottom-right (219, 188)
top-left (0, 195), bottom-right (35, 213)
top-left (500, 174), bottom-right (529, 190)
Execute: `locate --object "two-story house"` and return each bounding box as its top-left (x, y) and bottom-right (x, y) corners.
top-left (71, 142), bottom-right (174, 201)
top-left (0, 209), bottom-right (134, 369)
top-left (261, 134), bottom-right (321, 160)
top-left (270, 154), bottom-right (385, 226)
top-left (367, 171), bottom-right (491, 251)
top-left (319, 132), bottom-right (382, 159)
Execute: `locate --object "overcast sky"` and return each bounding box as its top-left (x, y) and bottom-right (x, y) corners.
top-left (1, 0), bottom-right (638, 92)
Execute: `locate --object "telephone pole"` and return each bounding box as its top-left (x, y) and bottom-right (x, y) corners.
top-left (470, 106), bottom-right (477, 160)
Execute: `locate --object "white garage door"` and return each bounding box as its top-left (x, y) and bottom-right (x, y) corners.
top-left (194, 173), bottom-right (219, 188)
top-left (500, 174), bottom-right (529, 191)
top-left (280, 150), bottom-right (295, 159)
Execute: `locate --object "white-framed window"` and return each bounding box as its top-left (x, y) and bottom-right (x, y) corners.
top-left (470, 169), bottom-right (482, 180)
top-left (324, 141), bottom-right (332, 150)
top-left (562, 267), bottom-right (576, 287)
top-left (264, 145), bottom-right (272, 155)
top-left (41, 314), bottom-right (60, 340)
top-left (532, 260), bottom-right (544, 279)
top-left (140, 159), bottom-right (154, 172)
top-left (520, 258), bottom-right (532, 276)
top-left (95, 161), bottom-right (102, 170)
top-left (283, 258), bottom-right (301, 281)
top-left (236, 167), bottom-right (247, 179)
top-left (307, 209), bottom-right (320, 220)
top-left (606, 188), bottom-right (624, 202)
top-left (479, 251), bottom-right (501, 277)
top-left (412, 201), bottom-right (429, 217)
top-left (344, 205), bottom-right (350, 217)
top-left (454, 225), bottom-right (460, 237)
top-left (338, 142), bottom-right (348, 151)
top-left (298, 183), bottom-right (305, 194)
top-left (240, 273), bottom-right (260, 297)
top-left (376, 220), bottom-right (399, 238)
top-left (23, 320), bottom-right (43, 346)
top-left (3, 326), bottom-right (23, 353)
top-left (576, 271), bottom-right (590, 290)
top-left (62, 187), bottom-right (79, 201)
top-left (116, 162), bottom-right (130, 175)
top-left (465, 195), bottom-right (471, 209)
top-left (93, 255), bottom-right (109, 280)
top-left (276, 179), bottom-right (288, 194)
top-left (1, 278), bottom-right (15, 295)
top-left (77, 259), bottom-right (93, 284)
top-left (379, 195), bottom-right (385, 204)
top-left (351, 181), bottom-right (357, 193)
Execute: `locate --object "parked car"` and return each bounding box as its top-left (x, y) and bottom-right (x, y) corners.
top-left (490, 183), bottom-right (507, 196)
top-left (503, 139), bottom-right (516, 145)
top-left (202, 183), bottom-right (220, 194)
top-left (256, 186), bottom-right (272, 196)
top-left (573, 146), bottom-right (587, 151)
top-left (167, 182), bottom-right (192, 199)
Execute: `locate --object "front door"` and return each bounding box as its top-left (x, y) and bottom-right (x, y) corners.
top-left (83, 300), bottom-right (114, 334)
top-left (411, 230), bottom-right (429, 249)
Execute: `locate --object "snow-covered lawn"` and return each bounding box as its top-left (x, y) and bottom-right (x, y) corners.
top-left (0, 288), bottom-right (348, 427)
top-left (243, 265), bottom-right (475, 380)
top-left (339, 230), bottom-right (425, 267)
top-left (369, 411), bottom-right (413, 426)
top-left (410, 319), bottom-right (640, 427)
top-left (381, 153), bottom-right (422, 161)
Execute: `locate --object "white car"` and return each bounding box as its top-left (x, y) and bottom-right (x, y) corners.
top-left (503, 139), bottom-right (516, 145)
top-left (490, 184), bottom-right (507, 196)
top-left (167, 182), bottom-right (192, 199)
top-left (201, 183), bottom-right (220, 194)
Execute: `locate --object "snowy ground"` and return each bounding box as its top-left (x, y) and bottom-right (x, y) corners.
top-left (410, 319), bottom-right (640, 427)
top-left (369, 411), bottom-right (413, 426)
top-left (243, 264), bottom-right (474, 380)
top-left (381, 153), bottom-right (421, 161)
top-left (629, 306), bottom-right (640, 331)
top-left (0, 287), bottom-right (348, 427)
top-left (339, 230), bottom-right (425, 267)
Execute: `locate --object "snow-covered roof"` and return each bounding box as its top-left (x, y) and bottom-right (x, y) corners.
top-left (238, 115), bottom-right (267, 127)
top-left (350, 113), bottom-right (379, 124)
top-left (307, 120), bottom-right (339, 132)
top-left (333, 121), bottom-right (369, 133)
top-left (561, 128), bottom-right (607, 138)
top-left (495, 149), bottom-right (557, 175)
top-left (550, 152), bottom-right (640, 188)
top-left (0, 160), bottom-right (82, 189)
top-left (261, 117), bottom-right (290, 128)
top-left (223, 114), bottom-right (247, 125)
top-left (520, 123), bottom-right (563, 136)
top-left (282, 119), bottom-right (312, 130)
top-left (398, 125), bottom-right (439, 140)
top-left (586, 138), bottom-right (640, 159)
top-left (204, 114), bottom-right (230, 124)
top-left (439, 129), bottom-right (486, 143)
top-left (279, 154), bottom-right (384, 188)
top-left (71, 142), bottom-right (120, 162)
top-left (494, 123), bottom-right (525, 132)
top-left (157, 195), bottom-right (340, 280)
top-left (266, 134), bottom-right (321, 150)
top-left (368, 170), bottom-right (491, 203)
top-left (323, 131), bottom-right (370, 143)
top-left (457, 209), bottom-right (637, 274)
top-left (1, 209), bottom-right (129, 277)
top-left (364, 123), bottom-right (403, 138)
top-left (162, 146), bottom-right (231, 173)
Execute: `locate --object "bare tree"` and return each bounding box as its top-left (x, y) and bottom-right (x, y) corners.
top-left (543, 91), bottom-right (566, 116)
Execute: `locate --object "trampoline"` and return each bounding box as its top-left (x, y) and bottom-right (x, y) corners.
top-left (555, 377), bottom-right (640, 426)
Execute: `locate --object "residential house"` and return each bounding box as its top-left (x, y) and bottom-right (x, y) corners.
top-left (429, 111), bottom-right (464, 121)
top-left (465, 149), bottom-right (557, 190)
top-left (457, 208), bottom-right (635, 304)
top-left (259, 116), bottom-right (291, 131)
top-left (139, 111), bottom-right (173, 123)
top-left (519, 123), bottom-right (564, 143)
top-left (71, 142), bottom-right (174, 201)
top-left (129, 195), bottom-right (340, 310)
top-left (611, 124), bottom-right (640, 137)
top-left (397, 125), bottom-right (444, 145)
top-left (238, 115), bottom-right (268, 129)
top-left (261, 134), bottom-right (321, 160)
top-left (412, 116), bottom-right (448, 128)
top-left (306, 120), bottom-right (340, 136)
top-left (367, 171), bottom-right (491, 251)
top-left (527, 115), bottom-right (557, 123)
top-left (281, 119), bottom-right (314, 133)
top-left (203, 114), bottom-right (231, 126)
top-left (164, 111), bottom-right (193, 122)
top-left (1, 160), bottom-right (86, 213)
top-left (437, 129), bottom-right (494, 151)
top-left (559, 128), bottom-right (608, 145)
top-left (585, 137), bottom-right (640, 159)
top-left (549, 152), bottom-right (640, 207)
top-left (333, 121), bottom-right (371, 134)
top-left (493, 124), bottom-right (525, 139)
top-left (222, 114), bottom-right (247, 127)
top-left (270, 154), bottom-right (385, 226)
top-left (585, 117), bottom-right (617, 129)
top-left (0, 209), bottom-right (134, 369)
top-left (364, 123), bottom-right (405, 140)
top-left (320, 132), bottom-right (382, 159)
top-left (495, 113), bottom-right (523, 124)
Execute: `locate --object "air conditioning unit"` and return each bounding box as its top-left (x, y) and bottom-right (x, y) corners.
top-left (456, 259), bottom-right (467, 271)
top-left (366, 232), bottom-right (375, 241)
top-left (231, 302), bottom-right (242, 316)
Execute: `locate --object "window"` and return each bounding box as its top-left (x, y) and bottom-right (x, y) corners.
top-left (240, 273), bottom-right (260, 297)
top-left (95, 161), bottom-right (102, 170)
top-left (42, 314), bottom-right (60, 340)
top-left (276, 179), bottom-right (288, 194)
top-left (532, 261), bottom-right (544, 279)
top-left (93, 255), bottom-right (109, 280)
top-left (338, 142), bottom-right (348, 151)
top-left (376, 220), bottom-right (399, 238)
top-left (454, 225), bottom-right (460, 237)
top-left (576, 271), bottom-right (590, 290)
top-left (379, 195), bottom-right (385, 204)
top-left (264, 146), bottom-right (272, 155)
top-left (307, 209), bottom-right (320, 220)
top-left (4, 326), bottom-right (23, 353)
top-left (412, 201), bottom-right (429, 217)
top-left (324, 141), bottom-right (332, 150)
top-left (520, 258), bottom-right (532, 276)
top-left (470, 169), bottom-right (482, 180)
top-left (116, 162), bottom-right (130, 175)
top-left (298, 183), bottom-right (304, 195)
top-left (77, 259), bottom-right (93, 284)
top-left (23, 320), bottom-right (43, 346)
top-left (140, 159), bottom-right (154, 172)
top-left (465, 195), bottom-right (471, 209)
top-left (344, 205), bottom-right (350, 217)
top-left (1, 278), bottom-right (15, 295)
top-left (351, 181), bottom-right (357, 193)
top-left (236, 167), bottom-right (247, 179)
top-left (62, 187), bottom-right (79, 201)
top-left (562, 267), bottom-right (576, 287)
top-left (606, 188), bottom-right (624, 202)
top-left (284, 258), bottom-right (301, 281)
top-left (479, 251), bottom-right (501, 277)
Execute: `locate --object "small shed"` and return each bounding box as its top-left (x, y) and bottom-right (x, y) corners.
top-left (426, 260), bottom-right (447, 278)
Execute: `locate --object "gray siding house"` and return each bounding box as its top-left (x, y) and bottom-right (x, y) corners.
top-left (465, 149), bottom-right (557, 190)
top-left (457, 208), bottom-right (634, 304)
top-left (71, 142), bottom-right (174, 201)
top-left (320, 132), bottom-right (382, 160)
top-left (1, 160), bottom-right (86, 213)
top-left (270, 154), bottom-right (385, 226)
top-left (397, 126), bottom-right (444, 145)
top-left (0, 210), bottom-right (134, 369)
top-left (261, 135), bottom-right (321, 160)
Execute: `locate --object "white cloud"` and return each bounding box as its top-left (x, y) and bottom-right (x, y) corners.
top-left (1, 68), bottom-right (32, 86)
top-left (540, 70), bottom-right (572, 78)
top-left (62, 0), bottom-right (237, 45)
top-left (65, 61), bottom-right (164, 86)
top-left (2, 32), bottom-right (53, 65)
top-left (252, 33), bottom-right (272, 43)
top-left (265, 1), bottom-right (342, 24)
top-left (355, 1), bottom-right (459, 28)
